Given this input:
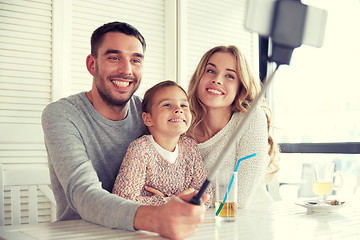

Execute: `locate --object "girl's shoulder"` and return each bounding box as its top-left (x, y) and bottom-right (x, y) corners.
top-left (178, 135), bottom-right (199, 154)
top-left (128, 135), bottom-right (153, 150)
top-left (179, 134), bottom-right (197, 145)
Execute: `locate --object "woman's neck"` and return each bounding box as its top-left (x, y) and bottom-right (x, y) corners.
top-left (195, 108), bottom-right (232, 143)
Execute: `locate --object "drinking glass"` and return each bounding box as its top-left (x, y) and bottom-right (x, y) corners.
top-left (311, 162), bottom-right (343, 204)
top-left (215, 171), bottom-right (237, 222)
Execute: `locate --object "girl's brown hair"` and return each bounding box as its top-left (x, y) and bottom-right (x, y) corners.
top-left (142, 80), bottom-right (187, 113)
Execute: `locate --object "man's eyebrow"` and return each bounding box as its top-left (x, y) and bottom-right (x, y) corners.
top-left (104, 49), bottom-right (120, 55)
top-left (207, 62), bottom-right (236, 73)
top-left (104, 49), bottom-right (144, 58)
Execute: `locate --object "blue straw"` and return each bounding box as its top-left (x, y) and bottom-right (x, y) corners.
top-left (215, 153), bottom-right (257, 216)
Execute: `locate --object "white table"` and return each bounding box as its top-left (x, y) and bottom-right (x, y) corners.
top-left (1, 200), bottom-right (360, 240)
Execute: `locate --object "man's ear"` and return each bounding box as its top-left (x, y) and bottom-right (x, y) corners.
top-left (86, 54), bottom-right (96, 76)
top-left (142, 112), bottom-right (153, 127)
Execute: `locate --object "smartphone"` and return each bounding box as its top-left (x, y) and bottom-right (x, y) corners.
top-left (245, 0), bottom-right (327, 47)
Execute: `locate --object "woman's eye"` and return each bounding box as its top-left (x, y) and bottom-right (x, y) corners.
top-left (181, 104), bottom-right (188, 108)
top-left (206, 69), bottom-right (215, 74)
top-left (226, 74), bottom-right (235, 79)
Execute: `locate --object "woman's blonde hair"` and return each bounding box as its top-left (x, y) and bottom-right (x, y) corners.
top-left (188, 45), bottom-right (279, 178)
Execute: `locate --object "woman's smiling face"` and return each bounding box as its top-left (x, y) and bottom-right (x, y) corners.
top-left (197, 51), bottom-right (240, 111)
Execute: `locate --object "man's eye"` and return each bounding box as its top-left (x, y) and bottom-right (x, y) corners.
top-left (109, 56), bottom-right (119, 60)
top-left (132, 59), bottom-right (141, 63)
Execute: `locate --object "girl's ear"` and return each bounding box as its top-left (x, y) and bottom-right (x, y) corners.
top-left (142, 112), bottom-right (153, 127)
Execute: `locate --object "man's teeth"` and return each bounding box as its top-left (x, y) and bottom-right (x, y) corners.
top-left (112, 81), bottom-right (130, 87)
top-left (207, 89), bottom-right (222, 95)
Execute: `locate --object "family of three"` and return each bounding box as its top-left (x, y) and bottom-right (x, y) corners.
top-left (41, 21), bottom-right (279, 239)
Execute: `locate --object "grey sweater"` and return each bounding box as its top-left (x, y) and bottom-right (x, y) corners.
top-left (41, 92), bottom-right (147, 230)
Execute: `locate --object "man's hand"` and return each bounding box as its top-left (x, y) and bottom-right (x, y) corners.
top-left (134, 190), bottom-right (210, 240)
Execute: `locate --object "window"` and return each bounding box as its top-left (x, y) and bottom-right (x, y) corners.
top-left (270, 0), bottom-right (360, 200)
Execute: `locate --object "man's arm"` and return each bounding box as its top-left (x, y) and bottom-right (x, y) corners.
top-left (42, 102), bottom-right (141, 230)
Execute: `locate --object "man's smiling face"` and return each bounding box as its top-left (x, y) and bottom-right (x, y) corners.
top-left (91, 32), bottom-right (144, 107)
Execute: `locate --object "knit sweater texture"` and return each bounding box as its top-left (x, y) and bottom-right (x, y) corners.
top-left (112, 135), bottom-right (211, 207)
top-left (198, 107), bottom-right (273, 208)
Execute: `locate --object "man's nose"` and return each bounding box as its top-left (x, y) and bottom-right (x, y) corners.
top-left (117, 59), bottom-right (132, 75)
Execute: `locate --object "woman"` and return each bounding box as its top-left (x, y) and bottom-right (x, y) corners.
top-left (187, 45), bottom-right (279, 208)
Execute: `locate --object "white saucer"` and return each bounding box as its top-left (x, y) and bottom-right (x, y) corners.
top-left (295, 200), bottom-right (347, 213)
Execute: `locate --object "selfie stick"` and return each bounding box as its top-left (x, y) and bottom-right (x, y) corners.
top-left (189, 65), bottom-right (280, 205)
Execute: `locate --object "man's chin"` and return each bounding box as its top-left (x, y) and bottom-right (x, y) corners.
top-left (99, 91), bottom-right (134, 108)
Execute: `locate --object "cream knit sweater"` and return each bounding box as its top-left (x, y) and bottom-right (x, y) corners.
top-left (197, 106), bottom-right (273, 208)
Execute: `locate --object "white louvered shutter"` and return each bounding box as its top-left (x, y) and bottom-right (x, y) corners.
top-left (70, 0), bottom-right (167, 98)
top-left (0, 1), bottom-right (51, 163)
top-left (0, 0), bottom-right (53, 225)
top-left (178, 0), bottom-right (257, 89)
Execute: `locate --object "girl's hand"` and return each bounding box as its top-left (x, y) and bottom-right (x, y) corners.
top-left (144, 186), bottom-right (195, 198)
top-left (144, 185), bottom-right (167, 197)
top-left (176, 188), bottom-right (195, 198)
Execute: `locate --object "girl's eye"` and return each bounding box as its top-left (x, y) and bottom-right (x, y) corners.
top-left (206, 69), bottom-right (215, 74)
top-left (181, 104), bottom-right (188, 108)
top-left (163, 104), bottom-right (171, 107)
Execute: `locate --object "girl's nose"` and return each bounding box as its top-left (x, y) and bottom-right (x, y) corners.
top-left (174, 107), bottom-right (183, 114)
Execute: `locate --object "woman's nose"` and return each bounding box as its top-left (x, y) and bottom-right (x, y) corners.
top-left (212, 76), bottom-right (222, 85)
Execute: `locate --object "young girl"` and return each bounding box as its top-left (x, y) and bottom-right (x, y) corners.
top-left (112, 80), bottom-right (211, 207)
top-left (187, 46), bottom-right (279, 208)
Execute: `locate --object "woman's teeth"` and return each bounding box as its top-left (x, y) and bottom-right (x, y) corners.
top-left (207, 88), bottom-right (222, 95)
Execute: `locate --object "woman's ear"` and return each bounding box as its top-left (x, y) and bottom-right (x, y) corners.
top-left (142, 112), bottom-right (153, 127)
top-left (86, 54), bottom-right (96, 76)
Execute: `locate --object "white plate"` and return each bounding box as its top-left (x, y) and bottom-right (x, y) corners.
top-left (295, 200), bottom-right (347, 213)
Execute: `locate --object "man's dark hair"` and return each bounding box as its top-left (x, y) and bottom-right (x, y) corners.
top-left (90, 21), bottom-right (146, 57)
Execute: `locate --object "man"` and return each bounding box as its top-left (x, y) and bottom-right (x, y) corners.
top-left (42, 22), bottom-right (208, 239)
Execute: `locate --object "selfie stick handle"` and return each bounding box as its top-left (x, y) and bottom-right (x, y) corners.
top-left (189, 66), bottom-right (279, 205)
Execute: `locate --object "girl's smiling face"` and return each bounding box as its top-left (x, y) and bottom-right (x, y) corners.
top-left (143, 86), bottom-right (192, 138)
top-left (197, 52), bottom-right (240, 111)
